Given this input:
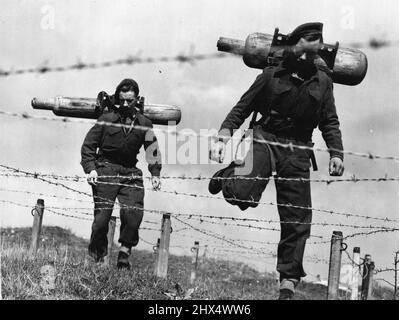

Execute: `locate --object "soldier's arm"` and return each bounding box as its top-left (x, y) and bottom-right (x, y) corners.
top-left (80, 119), bottom-right (104, 174)
top-left (218, 69), bottom-right (270, 142)
top-left (143, 120), bottom-right (162, 177)
top-left (318, 79), bottom-right (344, 160)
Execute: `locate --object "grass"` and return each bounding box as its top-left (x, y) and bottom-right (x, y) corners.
top-left (1, 226), bottom-right (393, 300)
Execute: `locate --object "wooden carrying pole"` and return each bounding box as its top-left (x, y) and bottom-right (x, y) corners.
top-left (29, 199), bottom-right (45, 256)
top-left (104, 216), bottom-right (116, 266)
top-left (190, 241), bottom-right (200, 284)
top-left (154, 214), bottom-right (171, 278)
top-left (327, 231), bottom-right (343, 300)
top-left (350, 247), bottom-right (361, 300)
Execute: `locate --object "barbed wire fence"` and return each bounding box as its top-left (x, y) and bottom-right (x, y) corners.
top-left (1, 162), bottom-right (398, 299)
top-left (1, 41), bottom-right (399, 299)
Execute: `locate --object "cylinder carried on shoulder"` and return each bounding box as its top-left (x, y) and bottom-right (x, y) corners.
top-left (31, 94), bottom-right (182, 125)
top-left (217, 28), bottom-right (368, 86)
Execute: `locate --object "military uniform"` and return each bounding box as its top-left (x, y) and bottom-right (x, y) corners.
top-left (81, 109), bottom-right (161, 261)
top-left (213, 58), bottom-right (343, 281)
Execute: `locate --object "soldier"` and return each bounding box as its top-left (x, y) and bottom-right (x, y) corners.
top-left (209, 22), bottom-right (344, 299)
top-left (81, 78), bottom-right (162, 270)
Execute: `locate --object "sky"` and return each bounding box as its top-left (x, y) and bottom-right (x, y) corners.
top-left (1, 0), bottom-right (399, 288)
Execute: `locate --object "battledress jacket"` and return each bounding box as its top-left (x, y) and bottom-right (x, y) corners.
top-left (81, 111), bottom-right (162, 176)
top-left (219, 62), bottom-right (344, 160)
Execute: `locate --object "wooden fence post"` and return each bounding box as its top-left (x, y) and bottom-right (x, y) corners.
top-left (202, 244), bottom-right (208, 262)
top-left (190, 241), bottom-right (200, 284)
top-left (153, 238), bottom-right (160, 275)
top-left (29, 199), bottom-right (45, 256)
top-left (367, 261), bottom-right (375, 300)
top-left (154, 213), bottom-right (171, 278)
top-left (394, 251), bottom-right (398, 300)
top-left (361, 254), bottom-right (372, 300)
top-left (104, 216), bottom-right (116, 266)
top-left (327, 231), bottom-right (343, 300)
top-left (350, 247), bottom-right (361, 300)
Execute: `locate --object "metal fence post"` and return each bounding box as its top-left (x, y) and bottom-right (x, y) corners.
top-left (190, 241), bottom-right (199, 284)
top-left (327, 231), bottom-right (344, 300)
top-left (29, 199), bottom-right (45, 256)
top-left (154, 213), bottom-right (171, 278)
top-left (350, 247), bottom-right (361, 300)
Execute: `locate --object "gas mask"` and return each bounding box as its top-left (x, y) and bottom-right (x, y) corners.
top-left (117, 96), bottom-right (144, 118)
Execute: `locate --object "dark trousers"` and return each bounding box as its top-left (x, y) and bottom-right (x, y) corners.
top-left (220, 126), bottom-right (313, 280)
top-left (88, 162), bottom-right (144, 260)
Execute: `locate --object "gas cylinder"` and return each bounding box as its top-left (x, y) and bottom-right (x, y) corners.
top-left (217, 30), bottom-right (368, 86)
top-left (31, 96), bottom-right (181, 125)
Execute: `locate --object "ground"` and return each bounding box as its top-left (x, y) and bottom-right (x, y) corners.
top-left (0, 226), bottom-right (393, 300)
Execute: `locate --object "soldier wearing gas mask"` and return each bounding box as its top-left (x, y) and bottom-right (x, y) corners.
top-left (209, 23), bottom-right (344, 299)
top-left (81, 78), bottom-right (162, 269)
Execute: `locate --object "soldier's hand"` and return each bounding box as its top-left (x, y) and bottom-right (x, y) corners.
top-left (151, 176), bottom-right (161, 191)
top-left (329, 157), bottom-right (344, 176)
top-left (209, 140), bottom-right (226, 163)
top-left (87, 170), bottom-right (98, 185)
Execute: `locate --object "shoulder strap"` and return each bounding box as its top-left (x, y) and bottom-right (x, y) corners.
top-left (234, 68), bottom-right (274, 160)
top-left (248, 67), bottom-right (274, 129)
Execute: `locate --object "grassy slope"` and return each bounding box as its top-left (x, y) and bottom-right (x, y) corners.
top-left (0, 227), bottom-right (392, 300)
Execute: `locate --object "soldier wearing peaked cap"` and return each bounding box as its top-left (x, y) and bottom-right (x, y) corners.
top-left (209, 22), bottom-right (344, 300)
top-left (81, 79), bottom-right (162, 270)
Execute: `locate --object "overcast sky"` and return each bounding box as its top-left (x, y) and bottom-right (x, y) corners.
top-left (1, 0), bottom-right (399, 285)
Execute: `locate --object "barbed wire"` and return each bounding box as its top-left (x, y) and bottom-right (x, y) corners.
top-left (179, 214), bottom-right (325, 239)
top-left (308, 228), bottom-right (399, 245)
top-left (170, 232), bottom-right (278, 250)
top-left (207, 247), bottom-right (277, 258)
top-left (0, 186), bottom-right (100, 205)
top-left (374, 278), bottom-right (396, 288)
top-left (3, 199), bottom-right (161, 233)
top-left (3, 170), bottom-right (399, 185)
top-left (169, 210), bottom-right (393, 231)
top-left (138, 236), bottom-right (156, 247)
top-left (1, 110), bottom-right (399, 162)
top-left (1, 180), bottom-right (396, 234)
top-left (1, 37), bottom-right (398, 78)
top-left (0, 164), bottom-right (137, 211)
top-left (46, 208), bottom-right (93, 222)
top-left (374, 268), bottom-right (396, 274)
top-left (90, 180), bottom-right (399, 225)
top-left (2, 167), bottom-right (398, 258)
top-left (2, 191), bottom-right (395, 233)
top-left (342, 250), bottom-right (363, 267)
top-left (349, 39), bottom-right (399, 50)
top-left (0, 52), bottom-right (230, 77)
top-left (172, 216), bottom-right (267, 254)
top-left (26, 201), bottom-right (395, 232)
top-left (3, 164), bottom-right (399, 228)
top-left (1, 196), bottom-right (273, 254)
top-left (1, 165), bottom-right (395, 231)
